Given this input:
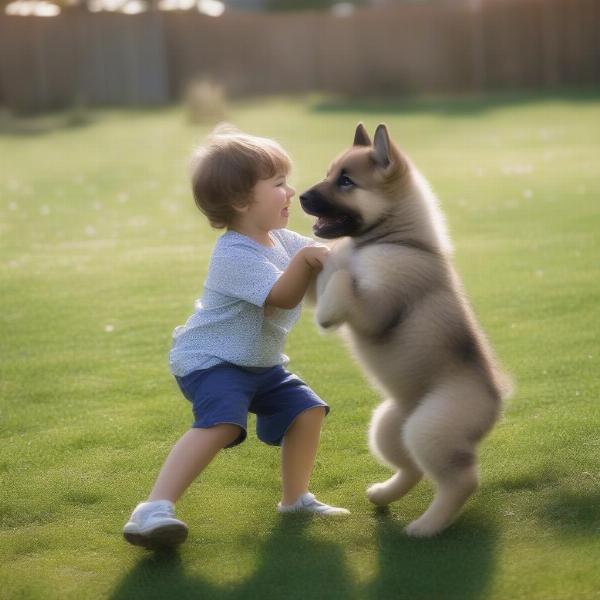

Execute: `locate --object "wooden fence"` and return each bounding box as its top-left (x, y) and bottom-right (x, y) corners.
top-left (0, 0), bottom-right (599, 112)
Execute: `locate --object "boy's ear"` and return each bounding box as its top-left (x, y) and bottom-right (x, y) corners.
top-left (231, 196), bottom-right (252, 214)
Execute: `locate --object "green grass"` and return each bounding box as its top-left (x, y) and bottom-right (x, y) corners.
top-left (1, 91), bottom-right (599, 599)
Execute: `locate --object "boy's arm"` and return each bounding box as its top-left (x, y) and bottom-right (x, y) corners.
top-left (265, 245), bottom-right (330, 310)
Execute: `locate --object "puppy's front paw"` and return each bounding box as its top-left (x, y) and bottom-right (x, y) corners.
top-left (315, 270), bottom-right (351, 330)
top-left (316, 311), bottom-right (343, 331)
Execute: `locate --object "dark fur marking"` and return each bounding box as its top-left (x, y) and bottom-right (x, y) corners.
top-left (354, 236), bottom-right (437, 255)
top-left (449, 450), bottom-right (476, 470)
top-left (456, 331), bottom-right (480, 364)
top-left (455, 330), bottom-right (503, 403)
top-left (371, 303), bottom-right (409, 343)
top-left (356, 215), bottom-right (388, 238)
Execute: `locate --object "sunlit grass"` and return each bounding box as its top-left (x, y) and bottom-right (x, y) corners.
top-left (1, 92), bottom-right (599, 599)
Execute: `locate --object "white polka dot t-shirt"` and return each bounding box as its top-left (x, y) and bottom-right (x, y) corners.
top-left (169, 228), bottom-right (314, 377)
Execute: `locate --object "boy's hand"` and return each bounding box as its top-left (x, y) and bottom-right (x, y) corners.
top-left (301, 244), bottom-right (331, 271)
top-left (266, 244), bottom-right (331, 310)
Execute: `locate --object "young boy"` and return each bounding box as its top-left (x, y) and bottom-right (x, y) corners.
top-left (123, 125), bottom-right (349, 549)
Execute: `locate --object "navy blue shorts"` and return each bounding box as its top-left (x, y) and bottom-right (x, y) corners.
top-left (174, 363), bottom-right (329, 448)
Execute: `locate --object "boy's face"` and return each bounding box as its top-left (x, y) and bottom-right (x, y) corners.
top-left (243, 173), bottom-right (295, 232)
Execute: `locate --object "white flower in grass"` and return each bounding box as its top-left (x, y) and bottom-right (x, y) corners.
top-left (40, 205), bottom-right (50, 215)
top-left (522, 189), bottom-right (533, 199)
top-left (128, 216), bottom-right (148, 228)
top-left (501, 164), bottom-right (533, 176)
top-left (105, 324), bottom-right (114, 333)
top-left (8, 202), bottom-right (18, 211)
top-left (117, 192), bottom-right (129, 203)
top-left (161, 199), bottom-right (181, 214)
top-left (84, 225), bottom-right (96, 237)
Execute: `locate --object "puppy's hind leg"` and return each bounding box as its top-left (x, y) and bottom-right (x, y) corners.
top-left (402, 379), bottom-right (498, 537)
top-left (366, 400), bottom-right (423, 506)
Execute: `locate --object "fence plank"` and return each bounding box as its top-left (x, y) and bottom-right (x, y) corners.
top-left (0, 0), bottom-right (597, 112)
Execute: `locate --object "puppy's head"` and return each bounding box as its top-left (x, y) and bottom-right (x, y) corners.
top-left (300, 123), bottom-right (408, 239)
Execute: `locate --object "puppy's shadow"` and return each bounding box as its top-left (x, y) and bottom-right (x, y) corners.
top-left (110, 514), bottom-right (357, 600)
top-left (537, 489), bottom-right (600, 536)
top-left (365, 508), bottom-right (498, 600)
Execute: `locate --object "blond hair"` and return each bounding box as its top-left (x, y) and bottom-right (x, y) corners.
top-left (189, 124), bottom-right (292, 229)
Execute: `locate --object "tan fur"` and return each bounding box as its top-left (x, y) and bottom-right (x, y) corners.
top-left (302, 123), bottom-right (512, 537)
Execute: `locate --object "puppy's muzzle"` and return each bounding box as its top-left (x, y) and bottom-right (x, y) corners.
top-left (299, 190), bottom-right (334, 217)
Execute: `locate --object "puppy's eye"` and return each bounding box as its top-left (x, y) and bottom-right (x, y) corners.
top-left (337, 174), bottom-right (355, 190)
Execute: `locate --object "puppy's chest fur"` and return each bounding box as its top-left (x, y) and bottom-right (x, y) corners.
top-left (351, 242), bottom-right (446, 301)
top-left (335, 240), bottom-right (449, 343)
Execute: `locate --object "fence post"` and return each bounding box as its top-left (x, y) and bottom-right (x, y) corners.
top-left (468, 0), bottom-right (486, 92)
top-left (541, 0), bottom-right (560, 88)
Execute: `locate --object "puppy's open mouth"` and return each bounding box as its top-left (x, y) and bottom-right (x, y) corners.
top-left (300, 191), bottom-right (360, 238)
top-left (314, 214), bottom-right (352, 236)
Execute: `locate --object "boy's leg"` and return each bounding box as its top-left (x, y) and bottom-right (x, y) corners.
top-left (280, 407), bottom-right (326, 505)
top-left (148, 424), bottom-right (241, 503)
top-left (253, 367), bottom-right (348, 515)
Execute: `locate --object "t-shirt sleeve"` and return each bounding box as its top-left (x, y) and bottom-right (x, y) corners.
top-left (204, 247), bottom-right (282, 307)
top-left (275, 228), bottom-right (316, 258)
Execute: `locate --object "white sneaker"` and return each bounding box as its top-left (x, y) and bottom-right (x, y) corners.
top-left (123, 500), bottom-right (188, 548)
top-left (277, 492), bottom-right (350, 516)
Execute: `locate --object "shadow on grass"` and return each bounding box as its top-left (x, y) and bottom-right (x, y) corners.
top-left (537, 489), bottom-right (600, 535)
top-left (0, 107), bottom-right (96, 137)
top-left (109, 514), bottom-right (356, 600)
top-left (365, 508), bottom-right (498, 600)
top-left (111, 507), bottom-right (498, 600)
top-left (310, 87), bottom-right (600, 118)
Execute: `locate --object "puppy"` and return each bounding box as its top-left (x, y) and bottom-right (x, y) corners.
top-left (300, 123), bottom-right (512, 537)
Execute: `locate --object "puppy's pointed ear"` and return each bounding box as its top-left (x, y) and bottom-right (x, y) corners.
top-left (353, 122), bottom-right (371, 147)
top-left (372, 124), bottom-right (392, 169)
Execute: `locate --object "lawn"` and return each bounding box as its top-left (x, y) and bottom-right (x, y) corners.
top-left (1, 91), bottom-right (599, 599)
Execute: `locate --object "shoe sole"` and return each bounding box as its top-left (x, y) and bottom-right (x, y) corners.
top-left (278, 509), bottom-right (350, 516)
top-left (124, 524), bottom-right (188, 549)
